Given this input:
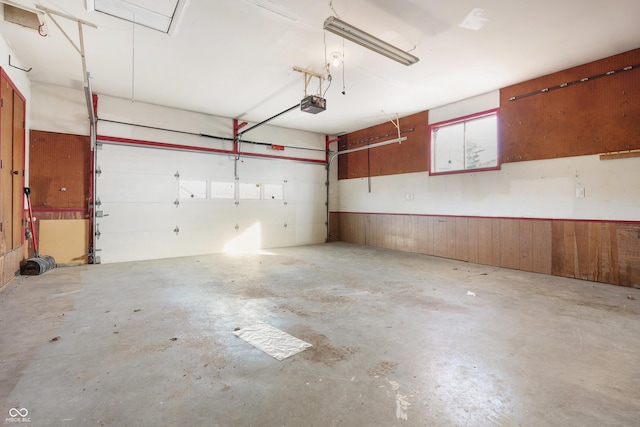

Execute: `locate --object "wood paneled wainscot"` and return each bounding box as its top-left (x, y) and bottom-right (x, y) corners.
top-left (333, 212), bottom-right (640, 288)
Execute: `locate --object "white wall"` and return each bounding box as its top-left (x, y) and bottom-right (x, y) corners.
top-left (30, 82), bottom-right (89, 136)
top-left (335, 92), bottom-right (640, 221)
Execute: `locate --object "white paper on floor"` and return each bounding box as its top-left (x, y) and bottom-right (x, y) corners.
top-left (233, 322), bottom-right (312, 361)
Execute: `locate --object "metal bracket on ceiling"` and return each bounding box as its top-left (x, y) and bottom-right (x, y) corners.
top-left (8, 55), bottom-right (31, 72)
top-left (36, 6), bottom-right (97, 84)
top-left (293, 66), bottom-right (325, 97)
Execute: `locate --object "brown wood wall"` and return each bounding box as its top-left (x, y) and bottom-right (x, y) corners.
top-left (500, 48), bottom-right (640, 163)
top-left (333, 212), bottom-right (640, 288)
top-left (27, 130), bottom-right (91, 260)
top-left (29, 130), bottom-right (91, 211)
top-left (338, 111), bottom-right (429, 179)
top-left (338, 48), bottom-right (640, 178)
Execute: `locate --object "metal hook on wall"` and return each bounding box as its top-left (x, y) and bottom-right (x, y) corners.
top-left (8, 55), bottom-right (32, 72)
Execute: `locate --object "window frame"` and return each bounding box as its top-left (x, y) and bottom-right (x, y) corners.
top-left (428, 108), bottom-right (500, 176)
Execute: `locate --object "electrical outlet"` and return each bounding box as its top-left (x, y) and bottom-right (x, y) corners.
top-left (575, 187), bottom-right (585, 198)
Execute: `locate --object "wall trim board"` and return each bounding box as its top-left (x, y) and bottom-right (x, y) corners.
top-left (97, 135), bottom-right (328, 165)
top-left (330, 211), bottom-right (640, 225)
top-left (332, 211), bottom-right (640, 288)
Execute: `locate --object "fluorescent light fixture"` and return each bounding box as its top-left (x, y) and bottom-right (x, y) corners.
top-left (323, 16), bottom-right (419, 66)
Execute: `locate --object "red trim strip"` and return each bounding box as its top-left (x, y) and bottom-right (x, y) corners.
top-left (96, 135), bottom-right (327, 164)
top-left (329, 211), bottom-right (640, 224)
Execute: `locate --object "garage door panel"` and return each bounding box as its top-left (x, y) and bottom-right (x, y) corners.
top-left (99, 203), bottom-right (178, 233)
top-left (98, 173), bottom-right (177, 203)
top-left (296, 223), bottom-right (327, 245)
top-left (172, 229), bottom-right (235, 256)
top-left (97, 230), bottom-right (180, 263)
top-left (296, 203), bottom-right (327, 225)
top-left (99, 144), bottom-right (184, 174)
top-left (96, 143), bottom-right (327, 263)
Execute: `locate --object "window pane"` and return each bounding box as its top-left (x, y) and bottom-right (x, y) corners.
top-left (433, 122), bottom-right (464, 172)
top-left (430, 109), bottom-right (499, 175)
top-left (179, 179), bottom-right (207, 199)
top-left (239, 182), bottom-right (261, 199)
top-left (465, 115), bottom-right (498, 169)
top-left (210, 181), bottom-right (235, 199)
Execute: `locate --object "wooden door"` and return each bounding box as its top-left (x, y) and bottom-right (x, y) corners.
top-left (0, 76), bottom-right (12, 254)
top-left (0, 70), bottom-right (26, 286)
top-left (12, 91), bottom-right (24, 248)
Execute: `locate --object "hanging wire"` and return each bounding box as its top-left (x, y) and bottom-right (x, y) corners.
top-left (131, 19), bottom-right (136, 102)
top-left (329, 0), bottom-right (341, 18)
top-left (323, 31), bottom-right (328, 70)
top-left (323, 73), bottom-right (332, 97)
top-left (341, 38), bottom-right (346, 95)
top-left (322, 29), bottom-right (332, 97)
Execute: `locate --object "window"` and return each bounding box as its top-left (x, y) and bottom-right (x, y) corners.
top-left (429, 109), bottom-right (499, 175)
top-left (239, 182), bottom-right (261, 200)
top-left (179, 179), bottom-right (207, 199)
top-left (210, 181), bottom-right (235, 199)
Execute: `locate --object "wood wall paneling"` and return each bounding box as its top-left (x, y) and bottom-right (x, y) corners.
top-left (329, 212), bottom-right (340, 241)
top-left (339, 111), bottom-right (429, 180)
top-left (29, 130), bottom-right (91, 210)
top-left (602, 223), bottom-right (618, 285)
top-left (416, 215), bottom-right (433, 255)
top-left (455, 217), bottom-right (469, 261)
top-left (337, 136), bottom-right (348, 180)
top-left (491, 219), bottom-right (502, 267)
top-left (551, 220), bottom-right (567, 277)
top-left (500, 219), bottom-right (520, 269)
top-left (476, 218), bottom-right (493, 266)
top-left (616, 224), bottom-right (640, 288)
top-left (467, 217), bottom-right (479, 264)
top-left (531, 220), bottom-right (552, 275)
top-left (433, 217), bottom-right (447, 258)
top-left (500, 48), bottom-right (640, 163)
top-left (519, 220), bottom-right (533, 272)
top-left (335, 213), bottom-right (637, 287)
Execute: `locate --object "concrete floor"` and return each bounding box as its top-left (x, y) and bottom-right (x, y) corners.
top-left (1, 242), bottom-right (639, 426)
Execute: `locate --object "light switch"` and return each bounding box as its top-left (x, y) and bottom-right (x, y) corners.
top-left (575, 187), bottom-right (585, 198)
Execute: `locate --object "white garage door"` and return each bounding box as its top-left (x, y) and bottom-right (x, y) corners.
top-left (94, 142), bottom-right (327, 263)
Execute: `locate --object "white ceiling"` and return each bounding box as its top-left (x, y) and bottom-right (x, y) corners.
top-left (1, 0), bottom-right (639, 135)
